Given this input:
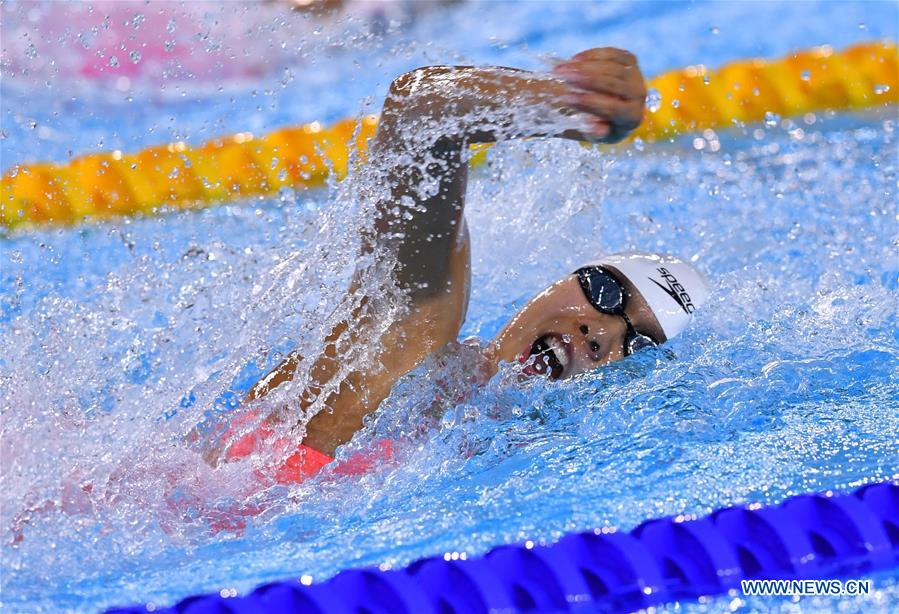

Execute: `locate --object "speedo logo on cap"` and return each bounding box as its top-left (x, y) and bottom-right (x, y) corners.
top-left (650, 267), bottom-right (695, 313)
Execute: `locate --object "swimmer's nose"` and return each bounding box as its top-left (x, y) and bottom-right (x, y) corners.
top-left (577, 318), bottom-right (626, 358)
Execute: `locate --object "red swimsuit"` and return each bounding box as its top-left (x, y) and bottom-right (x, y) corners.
top-left (222, 413), bottom-right (394, 484)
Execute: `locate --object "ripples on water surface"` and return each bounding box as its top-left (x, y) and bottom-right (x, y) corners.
top-left (1, 1), bottom-right (897, 612)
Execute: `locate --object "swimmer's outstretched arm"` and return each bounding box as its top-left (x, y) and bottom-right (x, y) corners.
top-left (367, 48), bottom-right (646, 303)
top-left (251, 49), bottom-right (646, 456)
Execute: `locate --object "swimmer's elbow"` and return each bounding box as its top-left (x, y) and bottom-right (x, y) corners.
top-left (378, 66), bottom-right (462, 146)
top-left (387, 66), bottom-right (452, 100)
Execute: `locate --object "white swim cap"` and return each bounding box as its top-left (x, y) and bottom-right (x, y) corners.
top-left (589, 252), bottom-right (711, 340)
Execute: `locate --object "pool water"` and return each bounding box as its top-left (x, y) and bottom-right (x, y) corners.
top-left (1, 1), bottom-right (897, 612)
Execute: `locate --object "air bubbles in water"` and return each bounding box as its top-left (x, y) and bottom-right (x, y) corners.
top-left (129, 50), bottom-right (142, 64)
top-left (2, 5), bottom-right (898, 611)
top-left (645, 88), bottom-right (662, 113)
top-left (764, 111), bottom-right (780, 127)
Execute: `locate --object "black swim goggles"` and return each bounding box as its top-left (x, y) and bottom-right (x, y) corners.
top-left (575, 265), bottom-right (659, 356)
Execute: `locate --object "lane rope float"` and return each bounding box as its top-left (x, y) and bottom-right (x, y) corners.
top-left (1, 40), bottom-right (896, 230)
top-left (107, 480), bottom-right (899, 613)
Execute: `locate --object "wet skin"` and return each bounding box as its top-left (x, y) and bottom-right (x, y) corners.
top-left (489, 268), bottom-right (666, 381)
top-left (244, 48), bottom-right (649, 457)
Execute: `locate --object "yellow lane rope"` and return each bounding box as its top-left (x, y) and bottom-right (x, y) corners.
top-left (2, 40), bottom-right (896, 230)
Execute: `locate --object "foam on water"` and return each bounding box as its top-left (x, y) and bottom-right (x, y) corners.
top-left (1, 1), bottom-right (898, 612)
top-left (2, 111), bottom-right (897, 612)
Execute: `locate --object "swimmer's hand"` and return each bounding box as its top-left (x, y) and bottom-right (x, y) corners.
top-left (376, 48), bottom-right (645, 151)
top-left (553, 48), bottom-right (646, 143)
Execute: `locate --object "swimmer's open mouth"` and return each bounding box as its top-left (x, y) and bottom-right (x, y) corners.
top-left (521, 333), bottom-right (570, 380)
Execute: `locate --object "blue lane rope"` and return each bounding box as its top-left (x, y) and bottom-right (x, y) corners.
top-left (109, 481), bottom-right (898, 613)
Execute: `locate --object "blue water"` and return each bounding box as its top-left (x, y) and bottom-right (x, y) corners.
top-left (1, 1), bottom-right (898, 612)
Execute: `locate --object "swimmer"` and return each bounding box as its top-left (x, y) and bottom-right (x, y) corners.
top-left (8, 48), bottom-right (712, 543)
top-left (232, 47), bottom-right (711, 473)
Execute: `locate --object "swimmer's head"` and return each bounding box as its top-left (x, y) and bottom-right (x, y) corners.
top-left (490, 252), bottom-right (711, 380)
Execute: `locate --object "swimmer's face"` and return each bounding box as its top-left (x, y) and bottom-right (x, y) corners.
top-left (490, 268), bottom-right (666, 380)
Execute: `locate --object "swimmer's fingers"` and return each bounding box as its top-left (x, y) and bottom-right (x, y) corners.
top-left (557, 70), bottom-right (637, 100)
top-left (554, 59), bottom-right (646, 101)
top-left (569, 47), bottom-right (640, 67)
top-left (556, 57), bottom-right (638, 81)
top-left (563, 90), bottom-right (630, 119)
top-left (563, 90), bottom-right (642, 141)
top-left (555, 50), bottom-right (645, 142)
